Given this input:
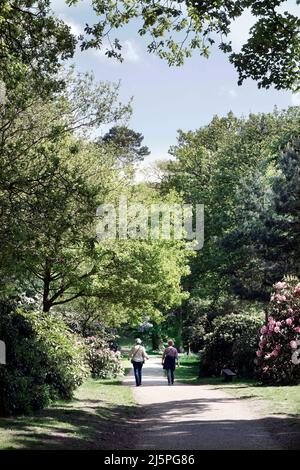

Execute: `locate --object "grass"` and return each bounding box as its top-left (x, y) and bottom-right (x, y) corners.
top-left (176, 354), bottom-right (211, 384)
top-left (0, 376), bottom-right (136, 450)
top-left (176, 355), bottom-right (300, 417)
top-left (221, 381), bottom-right (300, 416)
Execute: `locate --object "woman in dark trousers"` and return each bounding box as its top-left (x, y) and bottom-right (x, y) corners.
top-left (162, 339), bottom-right (179, 385)
top-left (129, 338), bottom-right (149, 386)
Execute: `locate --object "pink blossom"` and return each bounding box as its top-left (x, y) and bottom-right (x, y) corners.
top-left (288, 308), bottom-right (294, 314)
top-left (270, 294), bottom-right (275, 302)
top-left (276, 321), bottom-right (281, 327)
top-left (275, 281), bottom-right (287, 290)
top-left (294, 327), bottom-right (300, 334)
top-left (259, 339), bottom-right (266, 348)
top-left (286, 318), bottom-right (293, 326)
top-left (256, 350), bottom-right (262, 357)
top-left (294, 283), bottom-right (300, 296)
top-left (268, 316), bottom-right (275, 325)
top-left (260, 326), bottom-right (268, 334)
top-left (290, 340), bottom-right (298, 350)
top-left (275, 294), bottom-right (286, 303)
top-left (274, 326), bottom-right (280, 333)
top-left (271, 350), bottom-right (279, 358)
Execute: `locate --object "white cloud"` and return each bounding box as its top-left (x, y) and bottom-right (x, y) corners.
top-left (228, 89), bottom-right (238, 98)
top-left (218, 86), bottom-right (238, 99)
top-left (228, 8), bottom-right (255, 50)
top-left (291, 93), bottom-right (300, 106)
top-left (134, 161), bottom-right (168, 183)
top-left (123, 40), bottom-right (140, 63)
top-left (62, 17), bottom-right (82, 37)
top-left (90, 39), bottom-right (141, 64)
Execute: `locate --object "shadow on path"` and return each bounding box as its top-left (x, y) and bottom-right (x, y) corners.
top-left (124, 357), bottom-right (300, 450)
top-left (0, 396), bottom-right (299, 450)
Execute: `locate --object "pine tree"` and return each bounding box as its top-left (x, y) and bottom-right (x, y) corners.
top-left (261, 139), bottom-right (300, 280)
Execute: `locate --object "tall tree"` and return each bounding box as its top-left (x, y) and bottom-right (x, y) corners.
top-left (224, 138), bottom-right (300, 299)
top-left (101, 126), bottom-right (150, 164)
top-left (0, 0), bottom-right (76, 97)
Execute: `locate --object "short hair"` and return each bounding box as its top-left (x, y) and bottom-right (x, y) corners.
top-left (167, 339), bottom-right (174, 346)
top-left (135, 338), bottom-right (142, 345)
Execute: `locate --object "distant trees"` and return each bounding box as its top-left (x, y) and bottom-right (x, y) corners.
top-left (102, 126), bottom-right (150, 164)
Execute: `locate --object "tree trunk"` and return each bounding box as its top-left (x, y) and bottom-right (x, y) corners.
top-left (43, 265), bottom-right (52, 313)
top-left (151, 332), bottom-right (161, 351)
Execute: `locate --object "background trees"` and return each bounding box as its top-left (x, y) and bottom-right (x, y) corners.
top-left (156, 107), bottom-right (300, 383)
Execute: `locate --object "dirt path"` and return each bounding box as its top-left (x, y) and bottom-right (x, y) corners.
top-left (123, 357), bottom-right (282, 450)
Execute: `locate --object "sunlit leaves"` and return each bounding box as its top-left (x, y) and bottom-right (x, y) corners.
top-left (69, 0), bottom-right (300, 89)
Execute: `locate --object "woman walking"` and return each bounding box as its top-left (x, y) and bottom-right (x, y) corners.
top-left (129, 338), bottom-right (149, 386)
top-left (162, 339), bottom-right (179, 385)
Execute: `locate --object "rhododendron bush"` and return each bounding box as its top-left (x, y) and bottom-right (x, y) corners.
top-left (85, 336), bottom-right (124, 379)
top-left (201, 312), bottom-right (264, 377)
top-left (256, 277), bottom-right (300, 385)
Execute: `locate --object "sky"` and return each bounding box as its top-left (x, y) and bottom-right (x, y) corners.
top-left (51, 0), bottom-right (300, 168)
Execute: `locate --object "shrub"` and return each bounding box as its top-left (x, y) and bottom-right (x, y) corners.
top-left (256, 277), bottom-right (300, 385)
top-left (0, 303), bottom-right (89, 416)
top-left (85, 336), bottom-right (124, 379)
top-left (201, 312), bottom-right (264, 377)
top-left (183, 315), bottom-right (210, 353)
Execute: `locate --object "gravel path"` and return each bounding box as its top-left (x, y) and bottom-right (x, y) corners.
top-left (123, 357), bottom-right (281, 450)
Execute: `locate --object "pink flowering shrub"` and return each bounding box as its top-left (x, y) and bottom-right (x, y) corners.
top-left (256, 277), bottom-right (300, 385)
top-left (85, 336), bottom-right (124, 379)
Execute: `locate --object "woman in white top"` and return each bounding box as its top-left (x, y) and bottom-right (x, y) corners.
top-left (129, 338), bottom-right (149, 386)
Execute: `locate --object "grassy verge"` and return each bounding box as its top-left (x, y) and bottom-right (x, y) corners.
top-left (0, 376), bottom-right (136, 450)
top-left (220, 381), bottom-right (300, 416)
top-left (176, 355), bottom-right (300, 416)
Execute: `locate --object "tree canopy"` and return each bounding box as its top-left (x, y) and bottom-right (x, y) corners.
top-left (67, 0), bottom-right (300, 90)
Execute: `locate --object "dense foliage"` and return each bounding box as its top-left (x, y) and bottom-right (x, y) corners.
top-left (201, 311), bottom-right (264, 377)
top-left (0, 303), bottom-right (89, 416)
